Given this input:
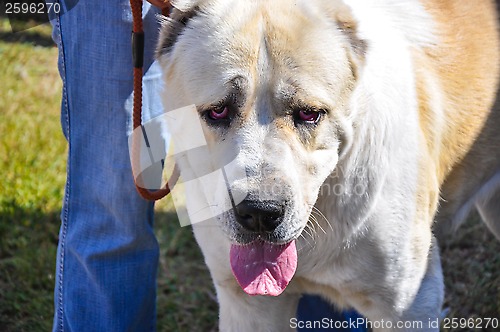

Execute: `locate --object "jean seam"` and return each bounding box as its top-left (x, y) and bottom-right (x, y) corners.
top-left (56, 1), bottom-right (70, 330)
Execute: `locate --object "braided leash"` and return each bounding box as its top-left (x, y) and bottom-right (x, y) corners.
top-left (130, 0), bottom-right (179, 200)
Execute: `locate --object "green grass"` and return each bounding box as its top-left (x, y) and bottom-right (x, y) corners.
top-left (0, 19), bottom-right (65, 331)
top-left (440, 213), bottom-right (500, 327)
top-left (0, 17), bottom-right (498, 332)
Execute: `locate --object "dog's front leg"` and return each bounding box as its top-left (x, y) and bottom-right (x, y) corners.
top-left (367, 237), bottom-right (444, 332)
top-left (395, 238), bottom-right (444, 332)
top-left (216, 282), bottom-right (300, 332)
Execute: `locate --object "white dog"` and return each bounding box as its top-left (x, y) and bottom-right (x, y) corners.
top-left (156, 0), bottom-right (500, 330)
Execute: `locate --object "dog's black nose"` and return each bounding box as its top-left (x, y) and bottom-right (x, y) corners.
top-left (234, 200), bottom-right (285, 233)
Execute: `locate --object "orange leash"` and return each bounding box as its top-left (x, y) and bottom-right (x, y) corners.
top-left (130, 0), bottom-right (178, 200)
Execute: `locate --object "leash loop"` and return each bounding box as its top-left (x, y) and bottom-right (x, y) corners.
top-left (130, 0), bottom-right (177, 201)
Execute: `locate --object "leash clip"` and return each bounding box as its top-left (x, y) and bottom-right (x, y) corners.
top-left (132, 31), bottom-right (145, 69)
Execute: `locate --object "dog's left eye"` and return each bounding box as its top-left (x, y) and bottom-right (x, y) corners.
top-left (208, 106), bottom-right (229, 120)
top-left (296, 109), bottom-right (321, 124)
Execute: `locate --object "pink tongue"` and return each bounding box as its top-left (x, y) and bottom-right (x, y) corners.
top-left (230, 240), bottom-right (297, 296)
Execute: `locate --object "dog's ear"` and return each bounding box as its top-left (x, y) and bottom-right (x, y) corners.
top-left (156, 1), bottom-right (202, 57)
top-left (336, 9), bottom-right (367, 59)
top-left (322, 1), bottom-right (367, 76)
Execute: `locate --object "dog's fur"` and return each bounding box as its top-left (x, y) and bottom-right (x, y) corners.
top-left (157, 0), bottom-right (500, 330)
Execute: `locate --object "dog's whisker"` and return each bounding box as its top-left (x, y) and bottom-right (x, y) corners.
top-left (313, 216), bottom-right (327, 235)
top-left (306, 219), bottom-right (317, 237)
top-left (309, 216), bottom-right (319, 233)
top-left (303, 225), bottom-right (319, 247)
top-left (298, 232), bottom-right (313, 249)
top-left (305, 219), bottom-right (319, 244)
top-left (311, 205), bottom-right (334, 232)
top-left (302, 225), bottom-right (314, 239)
top-left (312, 206), bottom-right (331, 227)
top-left (303, 224), bottom-right (317, 245)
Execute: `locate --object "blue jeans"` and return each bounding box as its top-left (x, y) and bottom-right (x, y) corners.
top-left (50, 1), bottom-right (163, 331)
top-left (297, 295), bottom-right (367, 331)
top-left (50, 1), bottom-right (365, 331)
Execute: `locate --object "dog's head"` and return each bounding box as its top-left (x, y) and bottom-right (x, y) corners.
top-left (157, 0), bottom-right (366, 295)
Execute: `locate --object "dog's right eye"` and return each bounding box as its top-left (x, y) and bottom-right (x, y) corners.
top-left (293, 109), bottom-right (324, 125)
top-left (207, 106), bottom-right (230, 121)
top-left (298, 109), bottom-right (320, 123)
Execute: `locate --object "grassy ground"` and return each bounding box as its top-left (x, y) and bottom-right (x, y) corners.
top-left (0, 18), bottom-right (498, 332)
top-left (440, 213), bottom-right (500, 329)
top-left (0, 19), bottom-right (66, 331)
